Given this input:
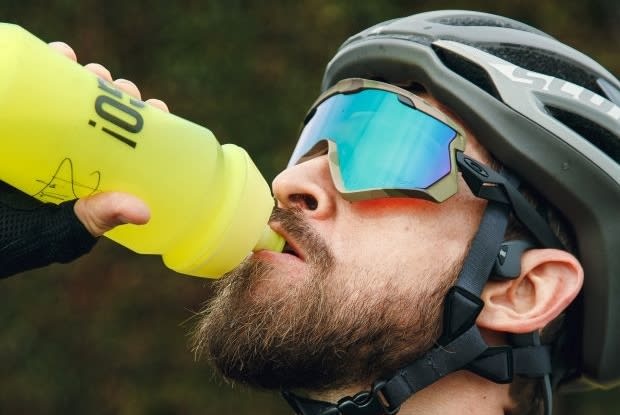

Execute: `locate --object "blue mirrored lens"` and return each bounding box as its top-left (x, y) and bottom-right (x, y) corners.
top-left (289, 89), bottom-right (457, 191)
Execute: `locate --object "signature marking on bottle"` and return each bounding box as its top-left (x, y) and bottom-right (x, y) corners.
top-left (33, 158), bottom-right (101, 202)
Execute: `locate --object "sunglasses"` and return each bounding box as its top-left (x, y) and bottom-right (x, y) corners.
top-left (288, 78), bottom-right (564, 250)
top-left (288, 78), bottom-right (465, 203)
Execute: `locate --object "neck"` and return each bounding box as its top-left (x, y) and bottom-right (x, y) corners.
top-left (307, 371), bottom-right (513, 415)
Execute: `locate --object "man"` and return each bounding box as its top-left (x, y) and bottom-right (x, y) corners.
top-left (191, 12), bottom-right (619, 414)
top-left (3, 10), bottom-right (619, 415)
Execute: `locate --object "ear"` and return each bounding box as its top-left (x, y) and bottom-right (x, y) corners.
top-left (477, 249), bottom-right (583, 333)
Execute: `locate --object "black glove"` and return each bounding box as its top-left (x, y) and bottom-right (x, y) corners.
top-left (0, 181), bottom-right (97, 278)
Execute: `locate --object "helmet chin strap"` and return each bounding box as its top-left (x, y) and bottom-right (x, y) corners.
top-left (282, 154), bottom-right (559, 415)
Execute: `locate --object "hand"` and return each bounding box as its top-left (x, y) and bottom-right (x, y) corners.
top-left (48, 42), bottom-right (166, 236)
top-left (48, 41), bottom-right (170, 112)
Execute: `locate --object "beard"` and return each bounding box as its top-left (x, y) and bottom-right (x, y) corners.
top-left (191, 208), bottom-right (460, 392)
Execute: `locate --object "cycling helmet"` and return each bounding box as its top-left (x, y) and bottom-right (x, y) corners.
top-left (320, 10), bottom-right (620, 390)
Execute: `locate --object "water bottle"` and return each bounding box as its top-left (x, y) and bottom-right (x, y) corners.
top-left (0, 23), bottom-right (284, 277)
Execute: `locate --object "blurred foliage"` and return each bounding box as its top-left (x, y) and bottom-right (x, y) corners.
top-left (0, 1), bottom-right (618, 414)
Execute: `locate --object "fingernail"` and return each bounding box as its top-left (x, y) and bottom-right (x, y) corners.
top-left (115, 78), bottom-right (136, 86)
top-left (50, 41), bottom-right (70, 48)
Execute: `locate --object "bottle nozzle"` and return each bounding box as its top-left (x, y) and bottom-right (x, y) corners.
top-left (253, 225), bottom-right (285, 253)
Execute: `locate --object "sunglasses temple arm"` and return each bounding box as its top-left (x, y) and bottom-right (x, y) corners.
top-left (455, 151), bottom-right (564, 249)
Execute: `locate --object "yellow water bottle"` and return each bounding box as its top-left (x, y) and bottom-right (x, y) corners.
top-left (0, 23), bottom-right (284, 277)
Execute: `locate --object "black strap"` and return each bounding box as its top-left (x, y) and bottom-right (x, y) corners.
top-left (282, 392), bottom-right (340, 415)
top-left (467, 344), bottom-right (552, 382)
top-left (455, 201), bottom-right (511, 295)
top-left (381, 324), bottom-right (488, 407)
top-left (456, 152), bottom-right (563, 250)
top-left (513, 345), bottom-right (553, 377)
top-left (493, 240), bottom-right (536, 280)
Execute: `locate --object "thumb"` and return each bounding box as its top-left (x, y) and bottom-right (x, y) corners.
top-left (74, 192), bottom-right (150, 237)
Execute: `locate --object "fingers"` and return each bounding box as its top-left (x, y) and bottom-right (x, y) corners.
top-left (48, 41), bottom-right (77, 61)
top-left (48, 42), bottom-right (169, 111)
top-left (145, 98), bottom-right (169, 112)
top-left (113, 81), bottom-right (170, 112)
top-left (84, 62), bottom-right (114, 82)
top-left (74, 192), bottom-right (151, 237)
top-left (114, 78), bottom-right (142, 100)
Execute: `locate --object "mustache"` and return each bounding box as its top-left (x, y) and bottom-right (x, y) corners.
top-left (269, 207), bottom-right (334, 268)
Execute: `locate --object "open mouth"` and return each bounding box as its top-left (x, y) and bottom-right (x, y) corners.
top-left (267, 222), bottom-right (306, 261)
top-left (282, 241), bottom-right (301, 258)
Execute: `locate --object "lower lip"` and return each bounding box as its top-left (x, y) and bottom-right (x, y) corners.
top-left (252, 249), bottom-right (304, 264)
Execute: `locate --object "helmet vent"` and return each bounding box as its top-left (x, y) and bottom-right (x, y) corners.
top-left (432, 44), bottom-right (501, 100)
top-left (482, 45), bottom-right (608, 98)
top-left (431, 15), bottom-right (538, 33)
top-left (597, 78), bottom-right (620, 106)
top-left (546, 106), bottom-right (620, 163)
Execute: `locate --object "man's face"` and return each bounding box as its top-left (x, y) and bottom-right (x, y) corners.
top-left (192, 97), bottom-right (489, 392)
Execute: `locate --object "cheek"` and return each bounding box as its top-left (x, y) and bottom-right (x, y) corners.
top-left (350, 197), bottom-right (450, 243)
top-left (329, 213), bottom-right (434, 286)
top-left (353, 197), bottom-right (435, 212)
top-left (333, 197), bottom-right (480, 285)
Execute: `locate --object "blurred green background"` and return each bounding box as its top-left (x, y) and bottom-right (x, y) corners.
top-left (1, 1), bottom-right (618, 414)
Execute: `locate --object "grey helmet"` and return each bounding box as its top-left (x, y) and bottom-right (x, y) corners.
top-left (322, 10), bottom-right (620, 389)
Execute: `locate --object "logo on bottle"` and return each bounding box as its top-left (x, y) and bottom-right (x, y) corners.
top-left (89, 78), bottom-right (145, 148)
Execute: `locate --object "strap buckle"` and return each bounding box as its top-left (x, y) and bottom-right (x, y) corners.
top-left (337, 381), bottom-right (400, 415)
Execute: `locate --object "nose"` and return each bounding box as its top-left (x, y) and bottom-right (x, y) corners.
top-left (272, 155), bottom-right (337, 219)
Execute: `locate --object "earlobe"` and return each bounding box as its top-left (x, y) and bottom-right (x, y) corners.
top-left (477, 249), bottom-right (583, 333)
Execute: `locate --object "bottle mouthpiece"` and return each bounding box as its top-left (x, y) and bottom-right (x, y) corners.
top-left (253, 225), bottom-right (285, 253)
